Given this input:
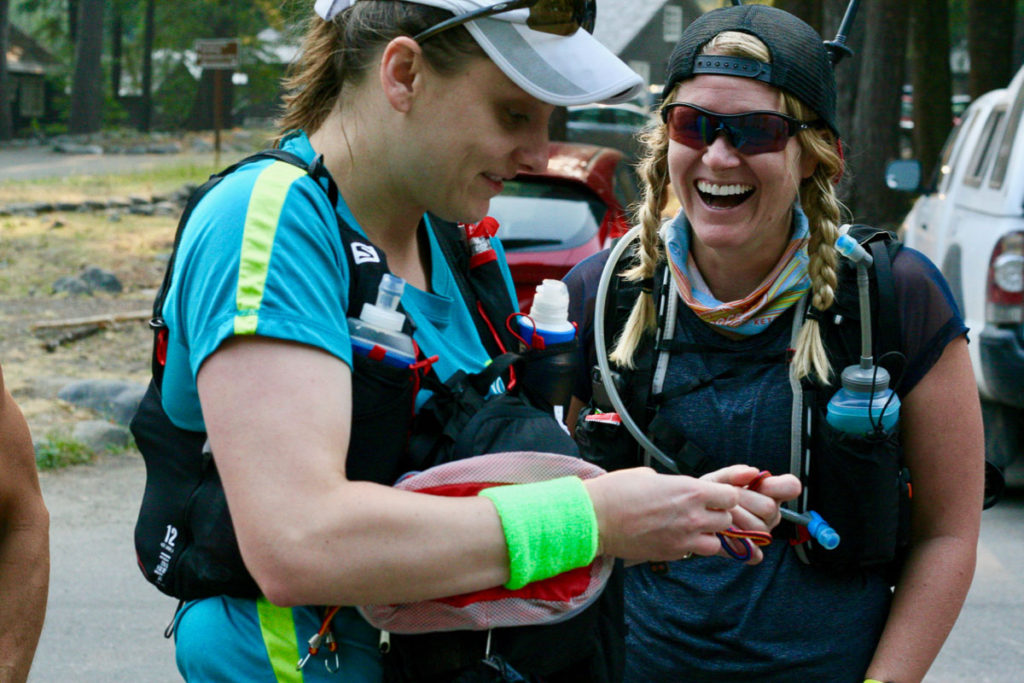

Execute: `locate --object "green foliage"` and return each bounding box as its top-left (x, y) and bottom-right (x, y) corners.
top-left (35, 433), bottom-right (95, 470)
top-left (153, 64), bottom-right (198, 129)
top-left (103, 92), bottom-right (131, 128)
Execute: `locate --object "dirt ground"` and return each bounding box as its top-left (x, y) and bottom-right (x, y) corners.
top-left (0, 211), bottom-right (171, 445)
top-left (0, 129), bottom-right (273, 451)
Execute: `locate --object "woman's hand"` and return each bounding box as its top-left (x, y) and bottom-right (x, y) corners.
top-left (585, 467), bottom-right (745, 563)
top-left (702, 465), bottom-right (802, 534)
top-left (582, 465), bottom-right (801, 567)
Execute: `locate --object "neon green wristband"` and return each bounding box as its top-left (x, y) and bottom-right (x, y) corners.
top-left (479, 476), bottom-right (599, 590)
top-left (864, 679), bottom-right (890, 683)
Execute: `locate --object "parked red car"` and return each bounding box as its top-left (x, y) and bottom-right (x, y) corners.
top-left (489, 141), bottom-right (638, 312)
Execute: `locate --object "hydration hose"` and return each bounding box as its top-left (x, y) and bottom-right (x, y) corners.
top-left (592, 226), bottom-right (840, 554)
top-left (594, 226), bottom-right (681, 474)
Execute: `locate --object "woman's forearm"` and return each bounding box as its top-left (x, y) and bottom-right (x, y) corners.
top-left (865, 533), bottom-right (976, 682)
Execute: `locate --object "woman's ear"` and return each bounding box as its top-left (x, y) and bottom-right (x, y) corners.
top-left (799, 147), bottom-right (818, 180)
top-left (380, 36), bottom-right (423, 113)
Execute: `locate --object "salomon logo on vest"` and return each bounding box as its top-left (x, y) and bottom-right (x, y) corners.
top-left (352, 243), bottom-right (381, 265)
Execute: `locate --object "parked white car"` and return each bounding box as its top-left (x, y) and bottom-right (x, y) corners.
top-left (888, 64), bottom-right (1024, 486)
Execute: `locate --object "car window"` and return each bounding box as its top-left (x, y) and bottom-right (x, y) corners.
top-left (568, 108), bottom-right (603, 124)
top-left (611, 109), bottom-right (650, 127)
top-left (489, 180), bottom-right (605, 252)
top-left (932, 110), bottom-right (976, 194)
top-left (614, 165), bottom-right (639, 212)
top-left (990, 84), bottom-right (1024, 190)
top-left (964, 106), bottom-right (1007, 187)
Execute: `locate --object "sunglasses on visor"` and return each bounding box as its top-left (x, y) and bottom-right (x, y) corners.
top-left (414, 0), bottom-right (596, 43)
top-left (661, 102), bottom-right (814, 155)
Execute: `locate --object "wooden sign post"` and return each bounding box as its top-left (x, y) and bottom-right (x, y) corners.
top-left (195, 38), bottom-right (239, 166)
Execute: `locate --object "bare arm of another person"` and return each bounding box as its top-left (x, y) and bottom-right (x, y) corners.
top-left (199, 337), bottom-right (764, 607)
top-left (0, 363), bottom-right (49, 683)
top-left (865, 336), bottom-right (983, 682)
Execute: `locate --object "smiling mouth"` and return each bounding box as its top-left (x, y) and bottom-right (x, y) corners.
top-left (696, 180), bottom-right (754, 209)
top-left (483, 172), bottom-right (506, 192)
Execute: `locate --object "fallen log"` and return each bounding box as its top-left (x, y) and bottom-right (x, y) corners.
top-left (30, 309), bottom-right (152, 331)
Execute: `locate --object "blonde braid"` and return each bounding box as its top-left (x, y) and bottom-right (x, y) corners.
top-left (789, 106), bottom-right (846, 385)
top-left (608, 121), bottom-right (671, 368)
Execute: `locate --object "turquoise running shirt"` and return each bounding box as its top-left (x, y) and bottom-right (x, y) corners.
top-left (161, 130), bottom-right (519, 681)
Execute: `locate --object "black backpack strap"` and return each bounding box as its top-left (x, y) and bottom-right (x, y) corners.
top-left (152, 150), bottom-right (337, 324)
top-left (583, 245), bottom-right (661, 466)
top-left (148, 149), bottom-right (408, 384)
top-left (590, 243), bottom-right (658, 415)
top-left (868, 238), bottom-right (901, 381)
top-left (429, 215), bottom-right (519, 357)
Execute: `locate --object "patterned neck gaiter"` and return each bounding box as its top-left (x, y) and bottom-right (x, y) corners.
top-left (663, 205), bottom-right (810, 336)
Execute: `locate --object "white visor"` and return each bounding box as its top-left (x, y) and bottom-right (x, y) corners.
top-left (313, 0), bottom-right (645, 106)
top-left (463, 16), bottom-right (644, 106)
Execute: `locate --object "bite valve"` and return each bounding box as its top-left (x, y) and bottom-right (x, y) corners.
top-left (780, 508), bottom-right (841, 550)
top-left (835, 232), bottom-right (873, 266)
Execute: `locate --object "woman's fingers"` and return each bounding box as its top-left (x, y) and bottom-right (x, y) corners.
top-left (700, 464), bottom-right (762, 487)
top-left (585, 468), bottom-right (802, 563)
top-left (586, 469), bottom-right (742, 561)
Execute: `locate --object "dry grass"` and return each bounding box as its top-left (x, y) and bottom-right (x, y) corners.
top-left (0, 192), bottom-right (184, 445)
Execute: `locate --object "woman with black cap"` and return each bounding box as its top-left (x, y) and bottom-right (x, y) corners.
top-left (149, 1), bottom-right (803, 681)
top-left (565, 4), bottom-right (982, 681)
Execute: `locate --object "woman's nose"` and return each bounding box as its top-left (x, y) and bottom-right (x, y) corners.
top-left (702, 132), bottom-right (742, 168)
top-left (516, 144), bottom-right (549, 175)
top-left (515, 128), bottom-right (551, 174)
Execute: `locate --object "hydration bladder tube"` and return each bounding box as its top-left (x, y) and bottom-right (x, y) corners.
top-left (780, 508), bottom-right (840, 549)
top-left (594, 226), bottom-right (681, 474)
top-left (593, 227), bottom-right (840, 550)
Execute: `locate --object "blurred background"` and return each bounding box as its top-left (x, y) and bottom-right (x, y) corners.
top-left (1, 0), bottom-right (1022, 227)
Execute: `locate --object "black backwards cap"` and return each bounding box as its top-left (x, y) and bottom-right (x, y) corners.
top-left (663, 4), bottom-right (839, 137)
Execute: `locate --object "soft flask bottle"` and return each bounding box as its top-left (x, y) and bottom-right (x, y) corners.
top-left (517, 279), bottom-right (578, 407)
top-left (826, 369), bottom-right (901, 436)
top-left (825, 233), bottom-right (900, 436)
top-left (347, 273), bottom-right (417, 368)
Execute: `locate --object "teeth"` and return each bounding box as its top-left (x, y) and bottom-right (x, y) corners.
top-left (697, 180), bottom-right (753, 196)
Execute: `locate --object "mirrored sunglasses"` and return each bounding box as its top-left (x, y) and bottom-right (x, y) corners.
top-left (414, 0), bottom-right (596, 44)
top-left (661, 102), bottom-right (814, 155)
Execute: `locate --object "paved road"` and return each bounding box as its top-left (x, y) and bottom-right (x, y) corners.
top-left (0, 144), bottom-right (220, 183)
top-left (29, 453), bottom-right (1024, 682)
top-left (31, 454), bottom-right (179, 683)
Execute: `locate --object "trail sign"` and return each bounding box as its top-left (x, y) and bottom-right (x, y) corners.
top-left (195, 39), bottom-right (239, 70)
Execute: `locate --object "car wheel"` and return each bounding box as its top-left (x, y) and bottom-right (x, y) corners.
top-left (980, 398), bottom-right (1022, 508)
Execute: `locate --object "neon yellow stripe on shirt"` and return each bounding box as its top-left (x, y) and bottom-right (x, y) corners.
top-left (234, 161), bottom-right (308, 335)
top-left (256, 597), bottom-right (305, 683)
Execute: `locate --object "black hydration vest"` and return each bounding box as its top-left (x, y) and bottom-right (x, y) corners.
top-left (130, 149), bottom-right (622, 682)
top-left (575, 225), bottom-right (912, 577)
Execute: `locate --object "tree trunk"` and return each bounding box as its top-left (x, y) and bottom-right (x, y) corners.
top-left (140, 0), bottom-right (155, 132)
top-left (69, 0), bottom-right (106, 134)
top-left (0, 0), bottom-right (11, 141)
top-left (822, 0), bottom-right (866, 205)
top-left (909, 0), bottom-right (952, 182)
top-left (187, 68), bottom-right (234, 131)
top-left (69, 0), bottom-right (78, 44)
top-left (110, 6), bottom-right (122, 101)
top-left (774, 0), bottom-right (823, 34)
top-left (966, 0), bottom-right (1015, 98)
top-left (847, 0), bottom-right (910, 228)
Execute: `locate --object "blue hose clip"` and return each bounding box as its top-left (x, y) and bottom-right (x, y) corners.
top-left (781, 508), bottom-right (840, 550)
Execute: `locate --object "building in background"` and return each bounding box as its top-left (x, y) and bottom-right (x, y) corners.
top-left (4, 24), bottom-right (62, 133)
top-left (593, 0), bottom-right (717, 108)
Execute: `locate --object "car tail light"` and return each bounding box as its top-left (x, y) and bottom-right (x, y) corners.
top-left (986, 231), bottom-right (1024, 324)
